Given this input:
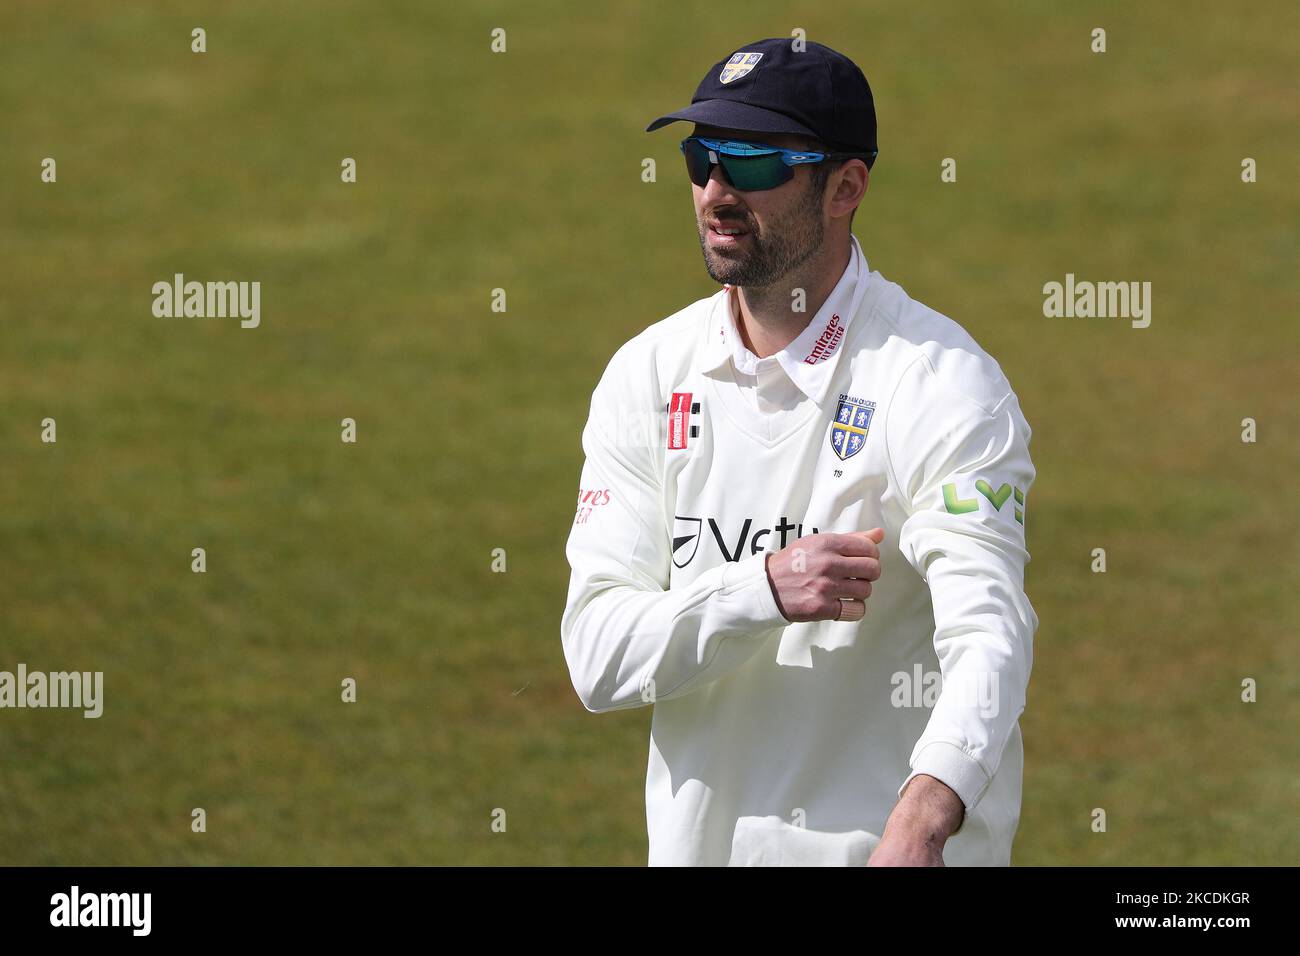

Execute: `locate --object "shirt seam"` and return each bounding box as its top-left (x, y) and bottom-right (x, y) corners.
top-left (881, 353), bottom-right (927, 504)
top-left (872, 293), bottom-right (1015, 419)
top-left (883, 354), bottom-right (1017, 504)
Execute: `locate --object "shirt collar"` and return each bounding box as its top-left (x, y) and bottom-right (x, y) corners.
top-left (697, 234), bottom-right (870, 407)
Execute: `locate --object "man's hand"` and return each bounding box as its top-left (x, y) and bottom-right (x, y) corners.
top-left (866, 774), bottom-right (964, 867)
top-left (764, 528), bottom-right (884, 623)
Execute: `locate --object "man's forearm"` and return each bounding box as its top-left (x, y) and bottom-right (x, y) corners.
top-left (889, 773), bottom-right (964, 841)
top-left (878, 780), bottom-right (961, 853)
top-left (867, 773), bottom-right (965, 865)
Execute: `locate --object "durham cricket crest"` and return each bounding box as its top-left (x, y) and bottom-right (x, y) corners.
top-left (720, 52), bottom-right (763, 84)
top-left (829, 394), bottom-right (876, 461)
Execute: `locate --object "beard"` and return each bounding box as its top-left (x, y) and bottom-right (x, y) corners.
top-left (696, 173), bottom-right (827, 288)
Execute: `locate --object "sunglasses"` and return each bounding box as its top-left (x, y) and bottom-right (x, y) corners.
top-left (680, 136), bottom-right (875, 192)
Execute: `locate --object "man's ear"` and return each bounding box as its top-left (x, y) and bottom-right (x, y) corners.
top-left (831, 160), bottom-right (869, 218)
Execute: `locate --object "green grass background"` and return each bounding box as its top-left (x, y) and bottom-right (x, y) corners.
top-left (0, 1), bottom-right (1296, 864)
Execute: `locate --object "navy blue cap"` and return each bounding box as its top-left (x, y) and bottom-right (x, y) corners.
top-left (646, 38), bottom-right (878, 166)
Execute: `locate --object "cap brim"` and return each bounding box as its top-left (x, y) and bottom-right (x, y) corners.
top-left (645, 99), bottom-right (820, 140)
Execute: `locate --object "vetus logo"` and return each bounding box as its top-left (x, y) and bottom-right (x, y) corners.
top-left (673, 515), bottom-right (818, 568)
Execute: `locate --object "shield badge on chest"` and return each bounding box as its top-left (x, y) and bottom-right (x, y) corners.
top-left (829, 394), bottom-right (876, 461)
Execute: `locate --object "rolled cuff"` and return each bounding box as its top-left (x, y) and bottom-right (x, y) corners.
top-left (898, 741), bottom-right (992, 834)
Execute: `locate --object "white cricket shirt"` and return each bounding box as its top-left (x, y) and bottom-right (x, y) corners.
top-left (562, 235), bottom-right (1039, 866)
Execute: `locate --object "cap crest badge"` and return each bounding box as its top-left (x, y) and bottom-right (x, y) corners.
top-left (719, 51), bottom-right (763, 84)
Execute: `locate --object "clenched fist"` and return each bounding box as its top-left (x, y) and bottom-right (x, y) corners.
top-left (763, 528), bottom-right (885, 623)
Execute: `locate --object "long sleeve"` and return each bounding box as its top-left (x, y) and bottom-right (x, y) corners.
top-left (886, 354), bottom-right (1039, 817)
top-left (560, 345), bottom-right (790, 714)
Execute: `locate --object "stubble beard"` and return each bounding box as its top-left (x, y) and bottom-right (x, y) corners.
top-left (697, 175), bottom-right (827, 290)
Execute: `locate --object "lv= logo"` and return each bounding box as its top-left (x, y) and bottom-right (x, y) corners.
top-left (943, 480), bottom-right (1026, 524)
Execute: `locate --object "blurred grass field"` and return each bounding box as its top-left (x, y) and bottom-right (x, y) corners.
top-left (0, 1), bottom-right (1297, 865)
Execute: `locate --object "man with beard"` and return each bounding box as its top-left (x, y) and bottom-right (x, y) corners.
top-left (561, 38), bottom-right (1040, 867)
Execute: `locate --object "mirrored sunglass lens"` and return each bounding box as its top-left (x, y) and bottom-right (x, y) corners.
top-left (720, 152), bottom-right (790, 191)
top-left (682, 140), bottom-right (713, 186)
